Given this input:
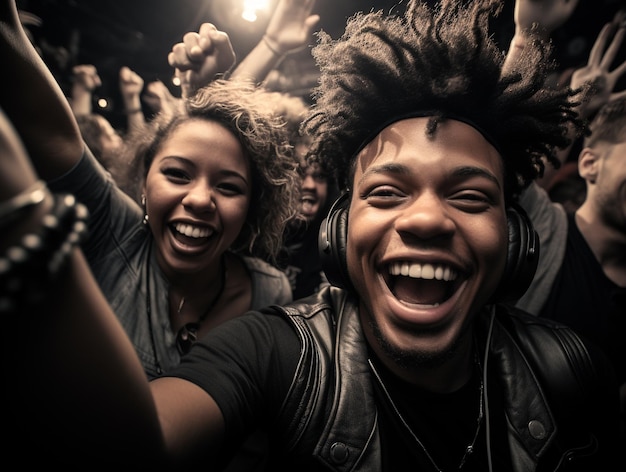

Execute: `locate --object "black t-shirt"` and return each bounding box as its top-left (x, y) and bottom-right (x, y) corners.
top-left (539, 213), bottom-right (626, 384)
top-left (370, 354), bottom-right (511, 472)
top-left (171, 310), bottom-right (514, 469)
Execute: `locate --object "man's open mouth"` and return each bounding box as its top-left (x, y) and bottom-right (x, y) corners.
top-left (386, 262), bottom-right (459, 306)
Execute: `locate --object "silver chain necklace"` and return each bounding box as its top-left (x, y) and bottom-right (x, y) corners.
top-left (368, 357), bottom-right (484, 471)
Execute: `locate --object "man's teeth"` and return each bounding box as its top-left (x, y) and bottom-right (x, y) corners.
top-left (174, 223), bottom-right (212, 238)
top-left (388, 262), bottom-right (457, 281)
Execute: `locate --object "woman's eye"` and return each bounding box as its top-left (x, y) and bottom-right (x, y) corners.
top-left (163, 168), bottom-right (189, 181)
top-left (218, 183), bottom-right (245, 195)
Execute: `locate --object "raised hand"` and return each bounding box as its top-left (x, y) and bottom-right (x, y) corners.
top-left (513, 0), bottom-right (579, 39)
top-left (142, 80), bottom-right (181, 118)
top-left (263, 0), bottom-right (320, 55)
top-left (119, 66), bottom-right (144, 105)
top-left (70, 64), bottom-right (102, 115)
top-left (72, 64), bottom-right (102, 92)
top-left (167, 23), bottom-right (236, 99)
top-left (570, 10), bottom-right (626, 118)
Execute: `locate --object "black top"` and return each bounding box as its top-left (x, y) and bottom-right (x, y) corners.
top-left (539, 213), bottom-right (626, 384)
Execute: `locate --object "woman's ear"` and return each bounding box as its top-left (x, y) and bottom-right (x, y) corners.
top-left (578, 147), bottom-right (599, 184)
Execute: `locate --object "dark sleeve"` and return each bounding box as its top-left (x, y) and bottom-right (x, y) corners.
top-left (47, 145), bottom-right (143, 259)
top-left (166, 310), bottom-right (301, 441)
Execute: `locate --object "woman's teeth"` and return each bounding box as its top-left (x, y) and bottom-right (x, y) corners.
top-left (174, 223), bottom-right (212, 238)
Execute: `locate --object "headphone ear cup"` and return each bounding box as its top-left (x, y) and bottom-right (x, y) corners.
top-left (318, 194), bottom-right (352, 290)
top-left (492, 203), bottom-right (539, 303)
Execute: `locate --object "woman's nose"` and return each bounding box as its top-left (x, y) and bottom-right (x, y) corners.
top-left (182, 183), bottom-right (216, 212)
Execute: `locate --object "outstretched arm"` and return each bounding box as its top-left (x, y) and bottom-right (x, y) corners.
top-left (230, 0), bottom-right (320, 84)
top-left (0, 0), bottom-right (83, 180)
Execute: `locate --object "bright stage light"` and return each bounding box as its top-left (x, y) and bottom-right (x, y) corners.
top-left (242, 0), bottom-right (270, 22)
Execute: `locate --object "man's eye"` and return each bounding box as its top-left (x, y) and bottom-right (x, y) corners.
top-left (366, 186), bottom-right (399, 198)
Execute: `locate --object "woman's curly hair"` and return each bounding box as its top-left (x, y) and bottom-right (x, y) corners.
top-left (133, 78), bottom-right (300, 263)
top-left (303, 0), bottom-right (587, 202)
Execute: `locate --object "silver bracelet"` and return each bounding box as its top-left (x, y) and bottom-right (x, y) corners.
top-left (0, 180), bottom-right (48, 227)
top-left (262, 35), bottom-right (285, 57)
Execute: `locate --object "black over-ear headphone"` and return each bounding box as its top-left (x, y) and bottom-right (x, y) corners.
top-left (318, 193), bottom-right (539, 303)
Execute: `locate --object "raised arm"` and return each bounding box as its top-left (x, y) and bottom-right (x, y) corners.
top-left (69, 64), bottom-right (101, 116)
top-left (502, 0), bottom-right (579, 74)
top-left (142, 79), bottom-right (183, 120)
top-left (119, 65), bottom-right (146, 132)
top-left (167, 22), bottom-right (236, 99)
top-left (230, 0), bottom-right (320, 84)
top-left (0, 0), bottom-right (83, 179)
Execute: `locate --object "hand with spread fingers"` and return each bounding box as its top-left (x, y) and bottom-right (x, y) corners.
top-left (571, 9), bottom-right (626, 119)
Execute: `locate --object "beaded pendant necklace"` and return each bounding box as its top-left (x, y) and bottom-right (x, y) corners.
top-left (174, 259), bottom-right (226, 355)
top-left (145, 246), bottom-right (226, 375)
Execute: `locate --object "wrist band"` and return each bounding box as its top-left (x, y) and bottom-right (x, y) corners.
top-left (0, 180), bottom-right (47, 228)
top-left (262, 35), bottom-right (284, 57)
top-left (125, 108), bottom-right (143, 115)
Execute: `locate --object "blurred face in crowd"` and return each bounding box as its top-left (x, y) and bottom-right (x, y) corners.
top-left (579, 137), bottom-right (626, 233)
top-left (296, 136), bottom-right (329, 224)
top-left (347, 117), bottom-right (508, 381)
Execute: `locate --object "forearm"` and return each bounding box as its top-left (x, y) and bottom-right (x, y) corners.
top-left (0, 0), bottom-right (83, 179)
top-left (230, 36), bottom-right (285, 83)
top-left (70, 84), bottom-right (93, 116)
top-left (13, 250), bottom-right (167, 465)
top-left (123, 94), bottom-right (146, 132)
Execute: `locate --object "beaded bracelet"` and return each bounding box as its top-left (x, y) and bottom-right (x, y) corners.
top-left (0, 192), bottom-right (89, 314)
top-left (0, 180), bottom-right (47, 228)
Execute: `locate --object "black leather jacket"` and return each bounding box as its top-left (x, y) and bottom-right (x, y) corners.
top-left (267, 286), bottom-right (619, 471)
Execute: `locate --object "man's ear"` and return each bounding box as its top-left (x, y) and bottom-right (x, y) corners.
top-left (578, 147), bottom-right (599, 183)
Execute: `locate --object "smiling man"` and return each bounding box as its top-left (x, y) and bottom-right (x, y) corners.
top-left (0, 0), bottom-right (621, 469)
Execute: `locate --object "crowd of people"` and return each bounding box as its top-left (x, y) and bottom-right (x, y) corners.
top-left (1, 0), bottom-right (624, 469)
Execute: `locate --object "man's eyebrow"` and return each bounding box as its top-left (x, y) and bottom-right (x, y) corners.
top-left (358, 163), bottom-right (501, 189)
top-left (453, 166), bottom-right (501, 189)
top-left (357, 163), bottom-right (410, 186)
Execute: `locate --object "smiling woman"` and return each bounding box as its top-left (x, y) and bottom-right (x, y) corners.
top-left (56, 76), bottom-right (300, 472)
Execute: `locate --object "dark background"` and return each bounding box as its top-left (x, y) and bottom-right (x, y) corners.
top-left (16, 0), bottom-right (625, 130)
